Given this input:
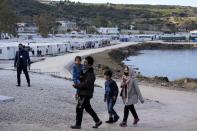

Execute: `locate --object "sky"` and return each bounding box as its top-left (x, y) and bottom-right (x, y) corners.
top-left (54, 0), bottom-right (197, 7)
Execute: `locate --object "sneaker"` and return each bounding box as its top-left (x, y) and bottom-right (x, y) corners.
top-left (119, 122), bottom-right (127, 127)
top-left (70, 125), bottom-right (81, 129)
top-left (28, 82), bottom-right (31, 87)
top-left (133, 118), bottom-right (140, 125)
top-left (113, 116), bottom-right (120, 123)
top-left (92, 121), bottom-right (102, 128)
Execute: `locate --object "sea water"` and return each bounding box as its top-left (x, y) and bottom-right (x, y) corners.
top-left (123, 49), bottom-right (197, 80)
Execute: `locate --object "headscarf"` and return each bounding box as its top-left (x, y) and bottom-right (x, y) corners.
top-left (124, 65), bottom-right (136, 79)
top-left (121, 66), bottom-right (136, 99)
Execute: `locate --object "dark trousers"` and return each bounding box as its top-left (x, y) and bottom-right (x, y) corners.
top-left (107, 98), bottom-right (118, 118)
top-left (76, 97), bottom-right (100, 126)
top-left (123, 104), bottom-right (139, 122)
top-left (17, 66), bottom-right (30, 85)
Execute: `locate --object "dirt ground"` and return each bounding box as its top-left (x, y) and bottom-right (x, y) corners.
top-left (1, 70), bottom-right (197, 131)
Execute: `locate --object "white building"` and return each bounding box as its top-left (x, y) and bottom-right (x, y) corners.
top-left (130, 25), bottom-right (135, 30)
top-left (56, 21), bottom-right (77, 34)
top-left (190, 30), bottom-right (197, 37)
top-left (36, 0), bottom-right (64, 4)
top-left (97, 27), bottom-right (119, 35)
top-left (17, 22), bottom-right (38, 34)
top-left (0, 33), bottom-right (11, 39)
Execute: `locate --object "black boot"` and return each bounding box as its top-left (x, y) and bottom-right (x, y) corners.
top-left (92, 121), bottom-right (102, 128)
top-left (28, 82), bottom-right (30, 87)
top-left (70, 125), bottom-right (81, 129)
top-left (113, 116), bottom-right (120, 123)
top-left (106, 117), bottom-right (114, 124)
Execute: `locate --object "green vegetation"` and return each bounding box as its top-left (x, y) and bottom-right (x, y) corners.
top-left (0, 0), bottom-right (18, 37)
top-left (1, 0), bottom-right (197, 36)
top-left (174, 78), bottom-right (197, 90)
top-left (10, 0), bottom-right (196, 32)
top-left (33, 13), bottom-right (56, 37)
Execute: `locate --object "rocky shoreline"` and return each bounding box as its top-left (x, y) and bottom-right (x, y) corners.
top-left (92, 42), bottom-right (197, 90)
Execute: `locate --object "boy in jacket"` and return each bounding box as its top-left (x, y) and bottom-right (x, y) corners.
top-left (104, 70), bottom-right (119, 124)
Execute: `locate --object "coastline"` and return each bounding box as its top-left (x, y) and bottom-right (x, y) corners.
top-left (29, 41), bottom-right (197, 90)
top-left (92, 42), bottom-right (197, 90)
top-left (31, 41), bottom-right (139, 79)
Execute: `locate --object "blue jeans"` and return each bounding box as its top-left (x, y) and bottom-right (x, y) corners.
top-left (107, 98), bottom-right (118, 118)
top-left (74, 80), bottom-right (80, 94)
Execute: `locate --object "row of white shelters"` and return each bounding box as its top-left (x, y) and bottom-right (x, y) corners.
top-left (119, 34), bottom-right (158, 42)
top-left (0, 37), bottom-right (111, 60)
top-left (0, 41), bottom-right (71, 59)
top-left (29, 42), bottom-right (71, 56)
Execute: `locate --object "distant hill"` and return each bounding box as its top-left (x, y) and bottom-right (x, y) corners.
top-left (9, 0), bottom-right (197, 32)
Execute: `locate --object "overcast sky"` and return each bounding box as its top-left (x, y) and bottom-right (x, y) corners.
top-left (55, 0), bottom-right (197, 7)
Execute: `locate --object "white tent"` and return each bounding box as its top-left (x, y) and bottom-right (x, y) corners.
top-left (0, 36), bottom-right (112, 59)
top-left (0, 46), bottom-right (18, 60)
top-left (0, 42), bottom-right (18, 60)
top-left (0, 46), bottom-right (9, 59)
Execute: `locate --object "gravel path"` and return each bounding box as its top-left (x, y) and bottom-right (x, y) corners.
top-left (1, 70), bottom-right (197, 131)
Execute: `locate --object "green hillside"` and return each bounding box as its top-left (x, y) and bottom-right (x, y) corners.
top-left (6, 0), bottom-right (197, 32)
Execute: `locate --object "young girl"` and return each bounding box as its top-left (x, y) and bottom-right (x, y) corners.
top-left (119, 66), bottom-right (144, 127)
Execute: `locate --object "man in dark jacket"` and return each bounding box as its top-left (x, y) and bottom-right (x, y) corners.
top-left (14, 44), bottom-right (31, 87)
top-left (71, 56), bottom-right (102, 129)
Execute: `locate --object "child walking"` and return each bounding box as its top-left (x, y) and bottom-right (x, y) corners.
top-left (72, 56), bottom-right (83, 100)
top-left (119, 66), bottom-right (144, 127)
top-left (104, 70), bottom-right (120, 124)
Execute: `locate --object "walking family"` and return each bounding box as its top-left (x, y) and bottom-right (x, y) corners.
top-left (13, 44), bottom-right (144, 129)
top-left (71, 56), bottom-right (144, 129)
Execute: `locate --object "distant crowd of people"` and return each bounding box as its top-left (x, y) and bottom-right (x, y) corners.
top-left (31, 50), bottom-right (42, 57)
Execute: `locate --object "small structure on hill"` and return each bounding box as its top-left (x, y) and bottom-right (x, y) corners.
top-left (97, 27), bottom-right (119, 35)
